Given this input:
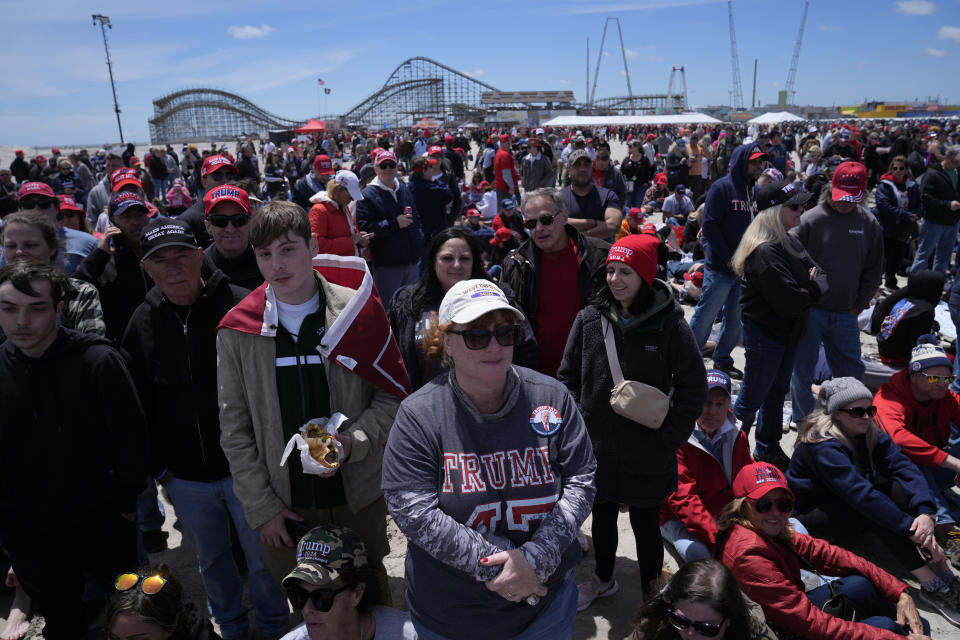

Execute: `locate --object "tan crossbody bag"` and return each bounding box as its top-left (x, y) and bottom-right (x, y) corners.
top-left (601, 317), bottom-right (673, 429)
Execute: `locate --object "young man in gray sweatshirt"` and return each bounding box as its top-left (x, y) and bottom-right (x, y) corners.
top-left (790, 161), bottom-right (883, 423)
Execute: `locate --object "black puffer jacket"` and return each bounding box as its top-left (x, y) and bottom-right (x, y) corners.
top-left (557, 281), bottom-right (706, 506)
top-left (121, 267), bottom-right (250, 482)
top-left (0, 329), bottom-right (148, 531)
top-left (74, 242), bottom-right (155, 343)
top-left (921, 162), bottom-right (960, 226)
top-left (499, 225), bottom-right (610, 327)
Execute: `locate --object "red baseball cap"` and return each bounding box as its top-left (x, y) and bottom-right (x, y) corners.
top-left (35, 155), bottom-right (47, 163)
top-left (641, 223), bottom-right (657, 235)
top-left (747, 146), bottom-right (769, 162)
top-left (444, 134), bottom-right (454, 143)
top-left (203, 184), bottom-right (251, 216)
top-left (627, 207), bottom-right (644, 222)
top-left (313, 154), bottom-right (334, 175)
top-left (111, 168), bottom-right (142, 192)
top-left (58, 194), bottom-right (83, 212)
top-left (129, 156), bottom-right (141, 166)
top-left (732, 462), bottom-right (794, 501)
top-left (646, 134), bottom-right (656, 141)
top-left (201, 155), bottom-right (238, 179)
top-left (14, 150), bottom-right (23, 156)
top-left (683, 271), bottom-right (704, 288)
top-left (375, 150), bottom-right (398, 166)
top-left (831, 161), bottom-right (867, 204)
top-left (51, 147), bottom-right (60, 154)
top-left (465, 207), bottom-right (481, 218)
top-left (654, 172), bottom-right (668, 186)
top-left (17, 182), bottom-right (55, 199)
top-left (428, 145), bottom-right (443, 157)
top-left (499, 134), bottom-right (512, 142)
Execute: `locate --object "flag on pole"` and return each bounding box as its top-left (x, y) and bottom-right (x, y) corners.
top-left (317, 78), bottom-right (325, 86)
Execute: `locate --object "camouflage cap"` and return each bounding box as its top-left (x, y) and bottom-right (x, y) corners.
top-left (282, 525), bottom-right (368, 588)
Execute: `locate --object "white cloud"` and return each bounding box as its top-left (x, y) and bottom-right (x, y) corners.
top-left (558, 79), bottom-right (571, 85)
top-left (624, 48), bottom-right (639, 59)
top-left (938, 25), bottom-right (960, 43)
top-left (926, 47), bottom-right (949, 56)
top-left (464, 68), bottom-right (485, 78)
top-left (772, 81), bottom-right (783, 87)
top-left (817, 24), bottom-right (839, 31)
top-left (896, 1), bottom-right (935, 15)
top-left (227, 24), bottom-right (276, 40)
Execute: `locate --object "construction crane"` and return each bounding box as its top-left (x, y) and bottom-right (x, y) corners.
top-left (666, 66), bottom-right (689, 113)
top-left (784, 0), bottom-right (810, 105)
top-left (727, 0), bottom-right (745, 110)
top-left (589, 17), bottom-right (635, 112)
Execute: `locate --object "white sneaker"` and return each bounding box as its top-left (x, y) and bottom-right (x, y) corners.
top-left (576, 573), bottom-right (619, 611)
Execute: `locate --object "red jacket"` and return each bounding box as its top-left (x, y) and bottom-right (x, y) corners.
top-left (493, 149), bottom-right (518, 194)
top-left (874, 369), bottom-right (960, 468)
top-left (719, 525), bottom-right (907, 640)
top-left (309, 195), bottom-right (359, 257)
top-left (659, 422), bottom-right (752, 548)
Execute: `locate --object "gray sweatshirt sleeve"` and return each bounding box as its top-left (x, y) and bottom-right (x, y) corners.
top-left (520, 393), bottom-right (597, 583)
top-left (382, 405), bottom-right (504, 581)
top-left (854, 218), bottom-right (884, 312)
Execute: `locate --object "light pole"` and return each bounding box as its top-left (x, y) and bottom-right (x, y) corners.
top-left (92, 14), bottom-right (124, 144)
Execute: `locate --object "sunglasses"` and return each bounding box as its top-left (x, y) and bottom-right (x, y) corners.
top-left (667, 608), bottom-right (725, 638)
top-left (56, 211), bottom-right (81, 220)
top-left (750, 497), bottom-right (794, 514)
top-left (447, 324), bottom-right (521, 350)
top-left (115, 573), bottom-right (167, 595)
top-left (207, 213), bottom-right (251, 228)
top-left (890, 166), bottom-right (907, 171)
top-left (284, 583), bottom-right (351, 612)
top-left (924, 374), bottom-right (955, 385)
top-left (20, 198), bottom-right (55, 210)
top-left (522, 213), bottom-right (559, 230)
top-left (378, 162), bottom-right (397, 169)
top-left (208, 171), bottom-right (233, 182)
top-left (837, 405), bottom-right (878, 418)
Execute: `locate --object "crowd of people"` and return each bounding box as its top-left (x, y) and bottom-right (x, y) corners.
top-left (1, 117), bottom-right (960, 640)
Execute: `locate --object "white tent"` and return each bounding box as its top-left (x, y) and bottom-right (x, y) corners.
top-left (747, 111), bottom-right (805, 124)
top-left (541, 112), bottom-right (722, 127)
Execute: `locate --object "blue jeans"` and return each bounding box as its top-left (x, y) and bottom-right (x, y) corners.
top-left (735, 319), bottom-right (797, 454)
top-left (164, 476), bottom-right (289, 639)
top-left (807, 575), bottom-right (929, 635)
top-left (790, 307), bottom-right (865, 422)
top-left (917, 443), bottom-right (960, 526)
top-left (411, 570), bottom-right (577, 640)
top-left (910, 220), bottom-right (959, 275)
top-left (660, 519), bottom-right (711, 563)
top-left (688, 267), bottom-right (742, 369)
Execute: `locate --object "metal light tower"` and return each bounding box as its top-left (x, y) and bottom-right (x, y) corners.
top-left (92, 14), bottom-right (124, 144)
top-left (784, 0), bottom-right (810, 105)
top-left (727, 0), bottom-right (745, 110)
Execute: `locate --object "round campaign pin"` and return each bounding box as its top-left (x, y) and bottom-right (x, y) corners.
top-left (529, 405), bottom-right (562, 436)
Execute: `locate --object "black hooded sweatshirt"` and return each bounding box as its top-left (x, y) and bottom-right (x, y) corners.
top-left (0, 328), bottom-right (148, 533)
top-left (870, 270), bottom-right (943, 364)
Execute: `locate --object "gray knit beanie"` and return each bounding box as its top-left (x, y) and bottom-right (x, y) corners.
top-left (818, 377), bottom-right (874, 415)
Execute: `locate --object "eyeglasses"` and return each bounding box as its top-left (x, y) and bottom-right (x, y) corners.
top-left (667, 608), bottom-right (725, 638)
top-left (750, 497), bottom-right (794, 514)
top-left (924, 374), bottom-right (955, 385)
top-left (522, 213), bottom-right (559, 230)
top-left (447, 324), bottom-right (521, 350)
top-left (890, 166), bottom-right (907, 171)
top-left (207, 214), bottom-right (252, 228)
top-left (56, 211), bottom-right (81, 220)
top-left (208, 171), bottom-right (233, 182)
top-left (378, 162), bottom-right (397, 169)
top-left (284, 583), bottom-right (351, 612)
top-left (837, 405), bottom-right (878, 418)
top-left (20, 198), bottom-right (55, 210)
top-left (115, 573), bottom-right (167, 595)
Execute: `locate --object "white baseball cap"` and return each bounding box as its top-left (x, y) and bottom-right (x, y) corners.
top-left (439, 280), bottom-right (525, 325)
top-left (334, 170), bottom-right (364, 201)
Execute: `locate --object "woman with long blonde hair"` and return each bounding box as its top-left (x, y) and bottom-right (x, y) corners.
top-left (729, 181), bottom-right (826, 471)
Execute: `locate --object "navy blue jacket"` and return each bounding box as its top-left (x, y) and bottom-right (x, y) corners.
top-left (874, 178), bottom-right (921, 241)
top-left (787, 430), bottom-right (936, 537)
top-left (356, 179), bottom-right (424, 267)
top-left (701, 144), bottom-right (757, 276)
top-left (409, 175), bottom-right (453, 245)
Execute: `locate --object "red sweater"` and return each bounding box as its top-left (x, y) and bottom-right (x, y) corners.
top-left (309, 196), bottom-right (359, 257)
top-left (659, 424), bottom-right (752, 548)
top-left (720, 525), bottom-right (907, 640)
top-left (874, 369), bottom-right (960, 468)
top-left (493, 149), bottom-right (518, 194)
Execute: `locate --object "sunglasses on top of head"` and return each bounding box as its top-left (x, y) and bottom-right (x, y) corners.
top-left (207, 213), bottom-right (251, 228)
top-left (447, 324), bottom-right (522, 350)
top-left (284, 583), bottom-right (351, 613)
top-left (666, 608), bottom-right (725, 638)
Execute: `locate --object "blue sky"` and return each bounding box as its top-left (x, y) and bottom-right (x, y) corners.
top-left (2, 0), bottom-right (959, 146)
